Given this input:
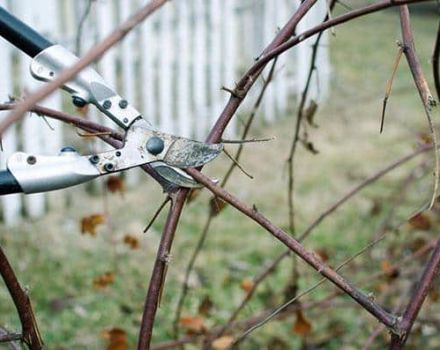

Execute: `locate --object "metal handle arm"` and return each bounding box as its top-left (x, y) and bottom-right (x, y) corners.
top-left (0, 170), bottom-right (23, 195)
top-left (0, 6), bottom-right (52, 57)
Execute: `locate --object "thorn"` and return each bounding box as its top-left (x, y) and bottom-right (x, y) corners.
top-left (143, 196), bottom-right (172, 233)
top-left (221, 137), bottom-right (275, 144)
top-left (223, 148), bottom-right (254, 179)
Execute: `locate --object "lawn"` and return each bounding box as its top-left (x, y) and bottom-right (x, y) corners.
top-left (0, 4), bottom-right (439, 349)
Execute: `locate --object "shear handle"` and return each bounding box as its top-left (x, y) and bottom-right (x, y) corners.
top-left (0, 6), bottom-right (52, 58)
top-left (0, 170), bottom-right (23, 195)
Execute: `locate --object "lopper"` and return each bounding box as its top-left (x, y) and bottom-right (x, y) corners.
top-left (0, 7), bottom-right (222, 195)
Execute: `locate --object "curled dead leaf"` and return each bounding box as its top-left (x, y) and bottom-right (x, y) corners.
top-left (198, 295), bottom-right (214, 316)
top-left (106, 176), bottom-right (125, 194)
top-left (381, 260), bottom-right (399, 279)
top-left (101, 327), bottom-right (127, 350)
top-left (292, 310), bottom-right (312, 336)
top-left (210, 197), bottom-right (227, 216)
top-left (212, 336), bottom-right (235, 350)
top-left (93, 271), bottom-right (115, 289)
top-left (315, 248), bottom-right (329, 262)
top-left (179, 315), bottom-right (207, 335)
top-left (408, 213), bottom-right (431, 231)
top-left (81, 214), bottom-right (105, 236)
top-left (123, 234), bottom-right (140, 250)
top-left (240, 278), bottom-right (254, 293)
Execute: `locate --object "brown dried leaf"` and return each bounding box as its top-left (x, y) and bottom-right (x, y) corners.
top-left (315, 248), bottom-right (329, 262)
top-left (81, 214), bottom-right (105, 236)
top-left (408, 213), bottom-right (431, 231)
top-left (210, 197), bottom-right (227, 216)
top-left (305, 100), bottom-right (318, 127)
top-left (106, 176), bottom-right (125, 194)
top-left (240, 278), bottom-right (254, 293)
top-left (187, 188), bottom-right (202, 203)
top-left (212, 336), bottom-right (235, 350)
top-left (179, 315), bottom-right (207, 335)
top-left (123, 234), bottom-right (140, 250)
top-left (102, 327), bottom-right (128, 350)
top-left (381, 260), bottom-right (399, 279)
top-left (93, 271), bottom-right (115, 289)
top-left (292, 310), bottom-right (312, 336)
top-left (302, 140), bottom-right (319, 155)
top-left (198, 295), bottom-right (214, 316)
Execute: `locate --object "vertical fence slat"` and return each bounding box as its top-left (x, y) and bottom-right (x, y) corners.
top-left (209, 0), bottom-right (222, 128)
top-left (176, 1), bottom-right (191, 138)
top-left (158, 4), bottom-right (174, 134)
top-left (263, 0), bottom-right (276, 122)
top-left (193, 0), bottom-right (208, 140)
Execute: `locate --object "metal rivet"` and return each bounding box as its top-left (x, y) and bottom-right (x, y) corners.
top-left (119, 99), bottom-right (128, 109)
top-left (27, 155), bottom-right (36, 165)
top-left (115, 151), bottom-right (121, 157)
top-left (104, 163), bottom-right (114, 172)
top-left (72, 96), bottom-right (87, 108)
top-left (103, 100), bottom-right (112, 109)
top-left (89, 155), bottom-right (100, 164)
top-left (146, 137), bottom-right (165, 155)
top-left (123, 118), bottom-right (129, 124)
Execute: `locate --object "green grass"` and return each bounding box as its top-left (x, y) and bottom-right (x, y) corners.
top-left (1, 6), bottom-right (439, 349)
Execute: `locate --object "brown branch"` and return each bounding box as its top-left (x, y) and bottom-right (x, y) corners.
top-left (0, 333), bottom-right (21, 343)
top-left (0, 0), bottom-right (168, 136)
top-left (433, 20), bottom-right (440, 101)
top-left (186, 167), bottom-right (397, 330)
top-left (399, 5), bottom-right (438, 209)
top-left (0, 245), bottom-right (43, 349)
top-left (389, 235), bottom-right (440, 349)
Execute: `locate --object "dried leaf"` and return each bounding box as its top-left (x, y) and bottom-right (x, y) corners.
top-left (381, 260), bottom-right (399, 279)
top-left (305, 100), bottom-right (318, 127)
top-left (93, 271), bottom-right (115, 289)
top-left (212, 336), bottom-right (235, 350)
top-left (123, 234), bottom-right (140, 250)
top-left (198, 295), bottom-right (214, 316)
top-left (81, 214), bottom-right (105, 236)
top-left (102, 327), bottom-right (128, 350)
top-left (240, 278), bottom-right (254, 293)
top-left (106, 176), bottom-right (125, 194)
top-left (408, 213), bottom-right (431, 231)
top-left (210, 197), bottom-right (227, 216)
top-left (179, 315), bottom-right (207, 335)
top-left (315, 248), bottom-right (329, 262)
top-left (187, 188), bottom-right (202, 203)
top-left (302, 140), bottom-right (319, 155)
top-left (418, 131), bottom-right (433, 145)
top-left (292, 310), bottom-right (312, 336)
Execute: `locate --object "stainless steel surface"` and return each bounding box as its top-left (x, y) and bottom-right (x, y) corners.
top-left (7, 151), bottom-right (100, 193)
top-left (30, 45), bottom-right (143, 129)
top-left (151, 162), bottom-right (202, 188)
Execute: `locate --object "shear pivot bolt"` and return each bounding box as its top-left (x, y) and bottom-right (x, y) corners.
top-left (103, 100), bottom-right (112, 109)
top-left (27, 155), bottom-right (36, 165)
top-left (89, 155), bottom-right (100, 164)
top-left (104, 163), bottom-right (115, 172)
top-left (72, 96), bottom-right (87, 108)
top-left (119, 99), bottom-right (128, 109)
top-left (146, 137), bottom-right (164, 155)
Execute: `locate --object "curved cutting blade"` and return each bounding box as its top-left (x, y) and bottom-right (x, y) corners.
top-left (151, 162), bottom-right (203, 188)
top-left (163, 139), bottom-right (223, 168)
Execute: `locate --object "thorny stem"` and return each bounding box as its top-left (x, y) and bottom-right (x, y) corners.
top-left (0, 245), bottom-right (43, 349)
top-left (399, 5), bottom-right (439, 209)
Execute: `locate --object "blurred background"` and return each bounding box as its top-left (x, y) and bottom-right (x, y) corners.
top-left (0, 0), bottom-right (439, 349)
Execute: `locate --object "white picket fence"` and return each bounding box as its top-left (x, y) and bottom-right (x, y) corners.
top-left (0, 0), bottom-right (330, 225)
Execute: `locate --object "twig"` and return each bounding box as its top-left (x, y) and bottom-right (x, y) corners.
top-left (221, 137), bottom-right (274, 144)
top-left (0, 333), bottom-right (21, 343)
top-left (222, 148), bottom-right (253, 179)
top-left (381, 44), bottom-right (404, 133)
top-left (0, 0), bottom-right (169, 136)
top-left (433, 20), bottom-right (440, 101)
top-left (399, 5), bottom-right (439, 209)
top-left (144, 196), bottom-right (172, 233)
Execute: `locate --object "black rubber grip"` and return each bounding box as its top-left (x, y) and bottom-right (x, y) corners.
top-left (0, 6), bottom-right (53, 57)
top-left (0, 170), bottom-right (22, 195)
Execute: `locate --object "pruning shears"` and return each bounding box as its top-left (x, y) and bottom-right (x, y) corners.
top-left (0, 7), bottom-right (222, 195)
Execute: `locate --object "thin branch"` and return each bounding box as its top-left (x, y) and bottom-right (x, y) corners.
top-left (399, 5), bottom-right (439, 209)
top-left (0, 0), bottom-right (169, 136)
top-left (144, 196), bottom-right (172, 233)
top-left (0, 245), bottom-right (43, 349)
